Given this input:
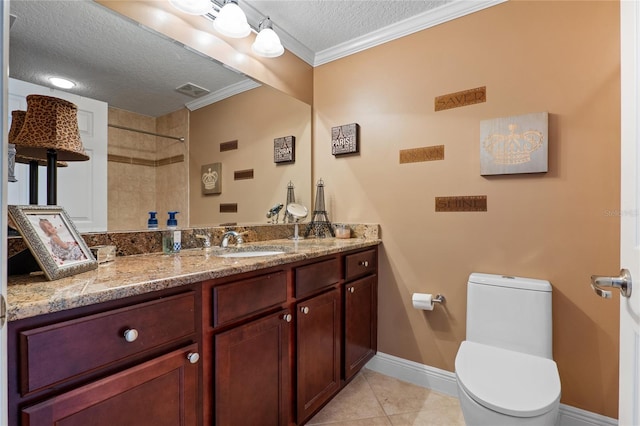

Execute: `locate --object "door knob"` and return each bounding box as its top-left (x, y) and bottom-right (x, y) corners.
top-left (591, 269), bottom-right (632, 299)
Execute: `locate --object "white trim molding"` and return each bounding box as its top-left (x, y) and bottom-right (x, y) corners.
top-left (313, 0), bottom-right (507, 66)
top-left (365, 352), bottom-right (618, 426)
top-left (185, 79), bottom-right (261, 111)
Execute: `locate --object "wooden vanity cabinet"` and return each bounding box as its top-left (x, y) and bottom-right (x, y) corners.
top-left (295, 257), bottom-right (342, 424)
top-left (204, 269), bottom-right (292, 426)
top-left (343, 248), bottom-right (378, 381)
top-left (8, 287), bottom-right (201, 426)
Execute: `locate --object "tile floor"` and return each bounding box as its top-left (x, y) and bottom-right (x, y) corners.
top-left (307, 369), bottom-right (465, 426)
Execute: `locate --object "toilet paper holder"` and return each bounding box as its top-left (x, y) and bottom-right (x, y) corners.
top-left (433, 294), bottom-right (446, 304)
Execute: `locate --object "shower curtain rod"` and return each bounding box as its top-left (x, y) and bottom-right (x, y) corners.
top-left (108, 124), bottom-right (185, 142)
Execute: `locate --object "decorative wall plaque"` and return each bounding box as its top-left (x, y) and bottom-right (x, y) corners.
top-left (220, 140), bottom-right (238, 152)
top-left (399, 145), bottom-right (445, 164)
top-left (201, 162), bottom-right (222, 195)
top-left (435, 196), bottom-right (487, 212)
top-left (234, 169), bottom-right (254, 180)
top-left (274, 136), bottom-right (295, 163)
top-left (435, 86), bottom-right (486, 111)
top-left (331, 123), bottom-right (359, 156)
top-left (480, 112), bottom-right (548, 175)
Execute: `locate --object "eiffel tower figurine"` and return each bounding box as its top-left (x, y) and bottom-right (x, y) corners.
top-left (304, 179), bottom-right (335, 238)
top-left (284, 181), bottom-right (296, 224)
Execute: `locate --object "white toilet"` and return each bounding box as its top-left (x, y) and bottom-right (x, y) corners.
top-left (455, 273), bottom-right (561, 425)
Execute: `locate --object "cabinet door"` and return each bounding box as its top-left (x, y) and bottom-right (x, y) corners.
top-left (297, 288), bottom-right (341, 423)
top-left (215, 310), bottom-right (291, 426)
top-left (21, 344), bottom-right (199, 426)
top-left (344, 275), bottom-right (378, 381)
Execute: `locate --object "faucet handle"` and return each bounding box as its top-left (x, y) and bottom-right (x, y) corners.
top-left (195, 234), bottom-right (211, 248)
top-left (236, 231), bottom-right (249, 245)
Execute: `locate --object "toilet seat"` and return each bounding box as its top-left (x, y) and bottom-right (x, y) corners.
top-left (455, 341), bottom-right (561, 418)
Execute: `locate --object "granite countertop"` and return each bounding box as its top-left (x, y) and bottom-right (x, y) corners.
top-left (7, 237), bottom-right (381, 322)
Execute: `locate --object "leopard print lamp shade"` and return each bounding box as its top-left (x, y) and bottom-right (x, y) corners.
top-left (12, 95), bottom-right (89, 162)
top-left (9, 110), bottom-right (67, 167)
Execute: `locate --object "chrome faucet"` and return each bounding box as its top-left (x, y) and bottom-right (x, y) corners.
top-left (220, 230), bottom-right (244, 248)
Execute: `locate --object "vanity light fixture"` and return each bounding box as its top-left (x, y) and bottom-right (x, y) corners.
top-left (48, 77), bottom-right (75, 90)
top-left (169, 0), bottom-right (284, 57)
top-left (213, 0), bottom-right (251, 38)
top-left (251, 17), bottom-right (284, 58)
top-left (168, 0), bottom-right (212, 15)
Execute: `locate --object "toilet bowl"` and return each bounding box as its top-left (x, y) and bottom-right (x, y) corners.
top-left (455, 341), bottom-right (561, 425)
top-left (455, 273), bottom-right (561, 426)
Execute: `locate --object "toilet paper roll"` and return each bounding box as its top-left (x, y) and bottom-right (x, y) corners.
top-left (412, 293), bottom-right (435, 311)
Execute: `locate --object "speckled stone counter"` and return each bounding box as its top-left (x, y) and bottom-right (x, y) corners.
top-left (8, 237), bottom-right (381, 322)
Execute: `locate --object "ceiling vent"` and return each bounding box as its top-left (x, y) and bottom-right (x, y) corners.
top-left (176, 82), bottom-right (210, 98)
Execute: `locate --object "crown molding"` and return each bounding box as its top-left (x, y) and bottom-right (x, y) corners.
top-left (185, 79), bottom-right (261, 111)
top-left (313, 0), bottom-right (508, 67)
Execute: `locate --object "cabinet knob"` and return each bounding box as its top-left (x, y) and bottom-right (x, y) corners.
top-left (123, 328), bottom-right (139, 343)
top-left (187, 352), bottom-right (200, 364)
top-left (300, 306), bottom-right (309, 314)
top-left (359, 260), bottom-right (369, 267)
top-left (348, 287), bottom-right (355, 293)
top-left (283, 313), bottom-right (292, 322)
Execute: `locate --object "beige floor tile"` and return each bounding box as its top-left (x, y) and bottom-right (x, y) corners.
top-left (307, 374), bottom-right (386, 425)
top-left (363, 369), bottom-right (461, 416)
top-left (387, 406), bottom-right (466, 426)
top-left (309, 417), bottom-right (393, 426)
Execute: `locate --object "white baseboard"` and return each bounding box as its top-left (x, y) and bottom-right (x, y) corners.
top-left (365, 352), bottom-right (617, 426)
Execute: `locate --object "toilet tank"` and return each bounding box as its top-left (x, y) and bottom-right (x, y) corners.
top-left (466, 273), bottom-right (553, 359)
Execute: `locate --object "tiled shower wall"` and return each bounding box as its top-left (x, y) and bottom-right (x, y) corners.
top-left (107, 107), bottom-right (188, 231)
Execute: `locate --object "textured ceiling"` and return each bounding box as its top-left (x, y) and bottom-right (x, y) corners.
top-left (8, 0), bottom-right (464, 117)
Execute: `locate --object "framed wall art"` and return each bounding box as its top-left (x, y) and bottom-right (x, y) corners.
top-left (331, 123), bottom-right (359, 156)
top-left (8, 205), bottom-right (97, 280)
top-left (274, 136), bottom-right (295, 163)
top-left (480, 112), bottom-right (548, 175)
top-left (202, 163), bottom-right (222, 195)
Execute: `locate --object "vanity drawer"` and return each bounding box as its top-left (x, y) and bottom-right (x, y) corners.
top-left (345, 249), bottom-right (377, 281)
top-left (213, 271), bottom-right (287, 327)
top-left (295, 257), bottom-right (340, 298)
top-left (19, 292), bottom-right (196, 395)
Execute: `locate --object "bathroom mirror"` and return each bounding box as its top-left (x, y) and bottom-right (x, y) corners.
top-left (8, 0), bottom-right (312, 231)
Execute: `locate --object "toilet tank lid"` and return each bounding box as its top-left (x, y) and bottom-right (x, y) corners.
top-left (469, 273), bottom-right (551, 292)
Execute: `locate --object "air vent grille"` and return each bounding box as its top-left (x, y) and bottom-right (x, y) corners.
top-left (176, 82), bottom-right (210, 98)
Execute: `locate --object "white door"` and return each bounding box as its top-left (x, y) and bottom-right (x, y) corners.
top-left (7, 78), bottom-right (108, 232)
top-left (0, 2), bottom-right (9, 426)
top-left (618, 1), bottom-right (640, 424)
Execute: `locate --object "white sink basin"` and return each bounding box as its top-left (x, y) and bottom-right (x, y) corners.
top-left (217, 250), bottom-right (285, 258)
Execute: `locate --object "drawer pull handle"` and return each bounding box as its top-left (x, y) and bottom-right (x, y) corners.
top-left (359, 260), bottom-right (369, 267)
top-left (283, 314), bottom-right (292, 322)
top-left (187, 352), bottom-right (200, 364)
top-left (348, 287), bottom-right (355, 293)
top-left (123, 328), bottom-right (139, 343)
top-left (300, 306), bottom-right (310, 314)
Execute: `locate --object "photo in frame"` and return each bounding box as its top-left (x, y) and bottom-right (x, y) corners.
top-left (331, 123), bottom-right (359, 156)
top-left (8, 205), bottom-right (97, 280)
top-left (202, 162), bottom-right (222, 195)
top-left (274, 136), bottom-right (295, 163)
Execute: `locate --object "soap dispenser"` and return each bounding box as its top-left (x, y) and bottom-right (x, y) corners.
top-left (147, 211), bottom-right (158, 229)
top-left (162, 211), bottom-right (181, 254)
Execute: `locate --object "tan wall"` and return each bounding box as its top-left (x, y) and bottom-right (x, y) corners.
top-left (108, 108), bottom-right (189, 231)
top-left (313, 1), bottom-right (620, 418)
top-left (189, 86), bottom-right (312, 226)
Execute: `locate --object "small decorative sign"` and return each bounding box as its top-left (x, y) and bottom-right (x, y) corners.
top-left (220, 140), bottom-right (238, 152)
top-left (220, 203), bottom-right (238, 213)
top-left (399, 145), bottom-right (445, 164)
top-left (234, 169), bottom-right (254, 180)
top-left (480, 112), bottom-right (548, 175)
top-left (274, 136), bottom-right (295, 163)
top-left (435, 196), bottom-right (487, 212)
top-left (331, 123), bottom-right (359, 156)
top-left (435, 86), bottom-right (486, 111)
top-left (201, 162), bottom-right (222, 195)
